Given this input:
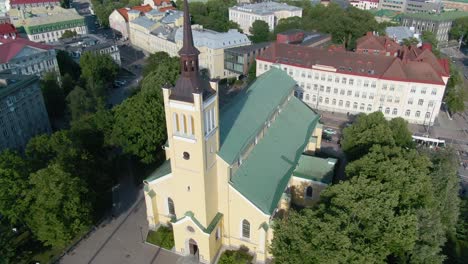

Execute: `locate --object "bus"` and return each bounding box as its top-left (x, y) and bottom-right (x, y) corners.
top-left (412, 135), bottom-right (446, 148)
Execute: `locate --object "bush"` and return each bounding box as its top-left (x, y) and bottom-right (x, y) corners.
top-left (146, 226), bottom-right (174, 250)
top-left (218, 248), bottom-right (253, 264)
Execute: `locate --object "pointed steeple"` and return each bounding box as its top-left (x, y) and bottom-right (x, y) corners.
top-left (169, 0), bottom-right (211, 103)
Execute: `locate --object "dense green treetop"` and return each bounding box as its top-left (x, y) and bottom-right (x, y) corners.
top-left (450, 17), bottom-right (468, 44)
top-left (40, 72), bottom-right (66, 119)
top-left (250, 20), bottom-right (271, 43)
top-left (79, 52), bottom-right (119, 99)
top-left (27, 163), bottom-right (91, 248)
top-left (177, 0), bottom-right (240, 32)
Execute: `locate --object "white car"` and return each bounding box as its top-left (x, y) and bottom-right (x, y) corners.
top-left (323, 128), bottom-right (337, 135)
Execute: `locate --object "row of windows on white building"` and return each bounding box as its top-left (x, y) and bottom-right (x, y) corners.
top-left (294, 91), bottom-right (433, 119)
top-left (259, 62), bottom-right (439, 96)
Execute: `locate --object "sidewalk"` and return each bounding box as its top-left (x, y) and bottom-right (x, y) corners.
top-left (60, 190), bottom-right (181, 264)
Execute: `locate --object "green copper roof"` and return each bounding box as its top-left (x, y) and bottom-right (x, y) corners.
top-left (218, 68), bottom-right (297, 165)
top-left (172, 211), bottom-right (223, 234)
top-left (445, 0), bottom-right (468, 3)
top-left (145, 159), bottom-right (172, 182)
top-left (293, 155), bottom-right (337, 184)
top-left (230, 97), bottom-right (319, 214)
top-left (402, 11), bottom-right (468, 21)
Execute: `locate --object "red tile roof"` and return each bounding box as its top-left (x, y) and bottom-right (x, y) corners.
top-left (10, 0), bottom-right (59, 5)
top-left (0, 38), bottom-right (53, 64)
top-left (153, 0), bottom-right (171, 6)
top-left (117, 4), bottom-right (153, 22)
top-left (257, 42), bottom-right (448, 85)
top-left (356, 32), bottom-right (400, 54)
top-left (0, 23), bottom-right (17, 35)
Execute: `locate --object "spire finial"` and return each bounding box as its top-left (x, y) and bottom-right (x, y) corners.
top-left (179, 0), bottom-right (199, 55)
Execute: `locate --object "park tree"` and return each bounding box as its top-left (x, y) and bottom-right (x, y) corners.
top-left (79, 52), bottom-right (119, 99)
top-left (250, 20), bottom-right (271, 43)
top-left (273, 16), bottom-right (302, 35)
top-left (179, 0), bottom-right (240, 32)
top-left (40, 72), bottom-right (66, 119)
top-left (402, 37), bottom-right (420, 46)
top-left (66, 86), bottom-right (95, 122)
top-left (56, 50), bottom-right (81, 81)
top-left (111, 76), bottom-right (167, 163)
top-left (60, 30), bottom-right (77, 39)
top-left (450, 17), bottom-right (468, 45)
top-left (341, 112), bottom-right (396, 160)
top-left (0, 151), bottom-right (30, 224)
top-left (247, 60), bottom-right (256, 83)
top-left (27, 163), bottom-right (91, 248)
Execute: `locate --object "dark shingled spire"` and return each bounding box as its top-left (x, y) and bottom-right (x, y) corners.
top-left (169, 0), bottom-right (213, 103)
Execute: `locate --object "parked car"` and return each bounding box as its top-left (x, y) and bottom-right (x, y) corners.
top-left (323, 128), bottom-right (337, 135)
top-left (322, 133), bottom-right (333, 142)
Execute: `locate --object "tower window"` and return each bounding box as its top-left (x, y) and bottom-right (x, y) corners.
top-left (183, 152), bottom-right (190, 160)
top-left (306, 186), bottom-right (313, 198)
top-left (173, 113), bottom-right (180, 132)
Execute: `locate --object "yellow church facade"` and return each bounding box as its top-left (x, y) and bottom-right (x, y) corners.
top-left (143, 1), bottom-right (336, 263)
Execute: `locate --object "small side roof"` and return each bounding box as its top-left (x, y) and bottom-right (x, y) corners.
top-left (218, 68), bottom-right (297, 165)
top-left (293, 155), bottom-right (337, 184)
top-left (145, 159), bottom-right (171, 182)
top-left (230, 97), bottom-right (320, 215)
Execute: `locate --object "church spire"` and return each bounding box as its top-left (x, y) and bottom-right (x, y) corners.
top-left (169, 0), bottom-right (206, 103)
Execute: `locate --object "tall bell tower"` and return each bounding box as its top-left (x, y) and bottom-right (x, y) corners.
top-left (161, 0), bottom-right (220, 228)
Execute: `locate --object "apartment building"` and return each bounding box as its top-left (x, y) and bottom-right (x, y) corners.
top-left (349, 0), bottom-right (379, 10)
top-left (143, 0), bottom-right (175, 11)
top-left (442, 0), bottom-right (468, 11)
top-left (0, 73), bottom-right (51, 151)
top-left (378, 0), bottom-right (443, 13)
top-left (174, 26), bottom-right (251, 78)
top-left (8, 0), bottom-right (59, 10)
top-left (256, 40), bottom-right (449, 125)
top-left (229, 2), bottom-right (302, 34)
top-left (401, 11), bottom-right (468, 44)
top-left (0, 38), bottom-right (60, 78)
top-left (109, 4), bottom-right (153, 39)
top-left (54, 35), bottom-right (121, 65)
top-left (224, 42), bottom-right (270, 75)
top-left (9, 6), bottom-right (87, 43)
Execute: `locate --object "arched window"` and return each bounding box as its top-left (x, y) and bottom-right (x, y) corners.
top-left (332, 99), bottom-right (336, 105)
top-left (173, 113), bottom-right (179, 132)
top-left (385, 107), bottom-right (390, 114)
top-left (415, 111), bottom-right (421, 117)
top-left (325, 98), bottom-right (329, 104)
top-left (393, 108), bottom-right (398, 115)
top-left (182, 115), bottom-right (187, 134)
top-left (367, 104), bottom-right (372, 112)
top-left (405, 110), bottom-right (411, 116)
top-left (190, 116), bottom-right (195, 135)
top-left (305, 94), bottom-right (310, 101)
top-left (306, 186), bottom-right (313, 198)
top-left (353, 102), bottom-right (358, 109)
top-left (242, 219), bottom-right (250, 239)
top-left (168, 198), bottom-right (175, 216)
top-left (312, 95), bottom-right (317, 102)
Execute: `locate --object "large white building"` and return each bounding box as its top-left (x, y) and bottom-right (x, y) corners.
top-left (128, 9), bottom-right (251, 78)
top-left (349, 0), bottom-right (379, 10)
top-left (256, 42), bottom-right (449, 125)
top-left (9, 6), bottom-right (87, 43)
top-left (0, 38), bottom-right (60, 78)
top-left (229, 2), bottom-right (302, 35)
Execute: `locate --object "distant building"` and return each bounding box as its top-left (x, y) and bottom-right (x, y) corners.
top-left (229, 2), bottom-right (302, 34)
top-left (256, 35), bottom-right (450, 125)
top-left (442, 0), bottom-right (468, 11)
top-left (224, 42), bottom-right (270, 75)
top-left (386, 26), bottom-right (421, 46)
top-left (378, 0), bottom-right (443, 13)
top-left (109, 4), bottom-right (153, 39)
top-left (8, 0), bottom-right (59, 10)
top-left (0, 0), bottom-right (8, 14)
top-left (0, 23), bottom-right (17, 39)
top-left (9, 6), bottom-right (87, 43)
top-left (401, 11), bottom-right (468, 44)
top-left (0, 38), bottom-right (60, 77)
top-left (54, 35), bottom-right (121, 65)
top-left (355, 31), bottom-right (401, 56)
top-left (143, 0), bottom-right (175, 11)
top-left (174, 26), bottom-right (251, 78)
top-left (128, 9), bottom-right (251, 78)
top-left (0, 73), bottom-right (51, 151)
top-left (349, 0), bottom-right (379, 10)
top-left (276, 29), bottom-right (331, 47)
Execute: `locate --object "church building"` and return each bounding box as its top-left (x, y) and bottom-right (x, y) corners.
top-left (143, 1), bottom-right (335, 262)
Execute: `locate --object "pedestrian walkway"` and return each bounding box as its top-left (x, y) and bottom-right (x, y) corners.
top-left (60, 189), bottom-right (182, 264)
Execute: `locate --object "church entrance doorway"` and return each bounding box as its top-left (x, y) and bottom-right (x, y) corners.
top-left (189, 239), bottom-right (198, 257)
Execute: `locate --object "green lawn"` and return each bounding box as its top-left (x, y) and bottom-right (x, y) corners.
top-left (218, 249), bottom-right (254, 264)
top-left (146, 226), bottom-right (175, 250)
